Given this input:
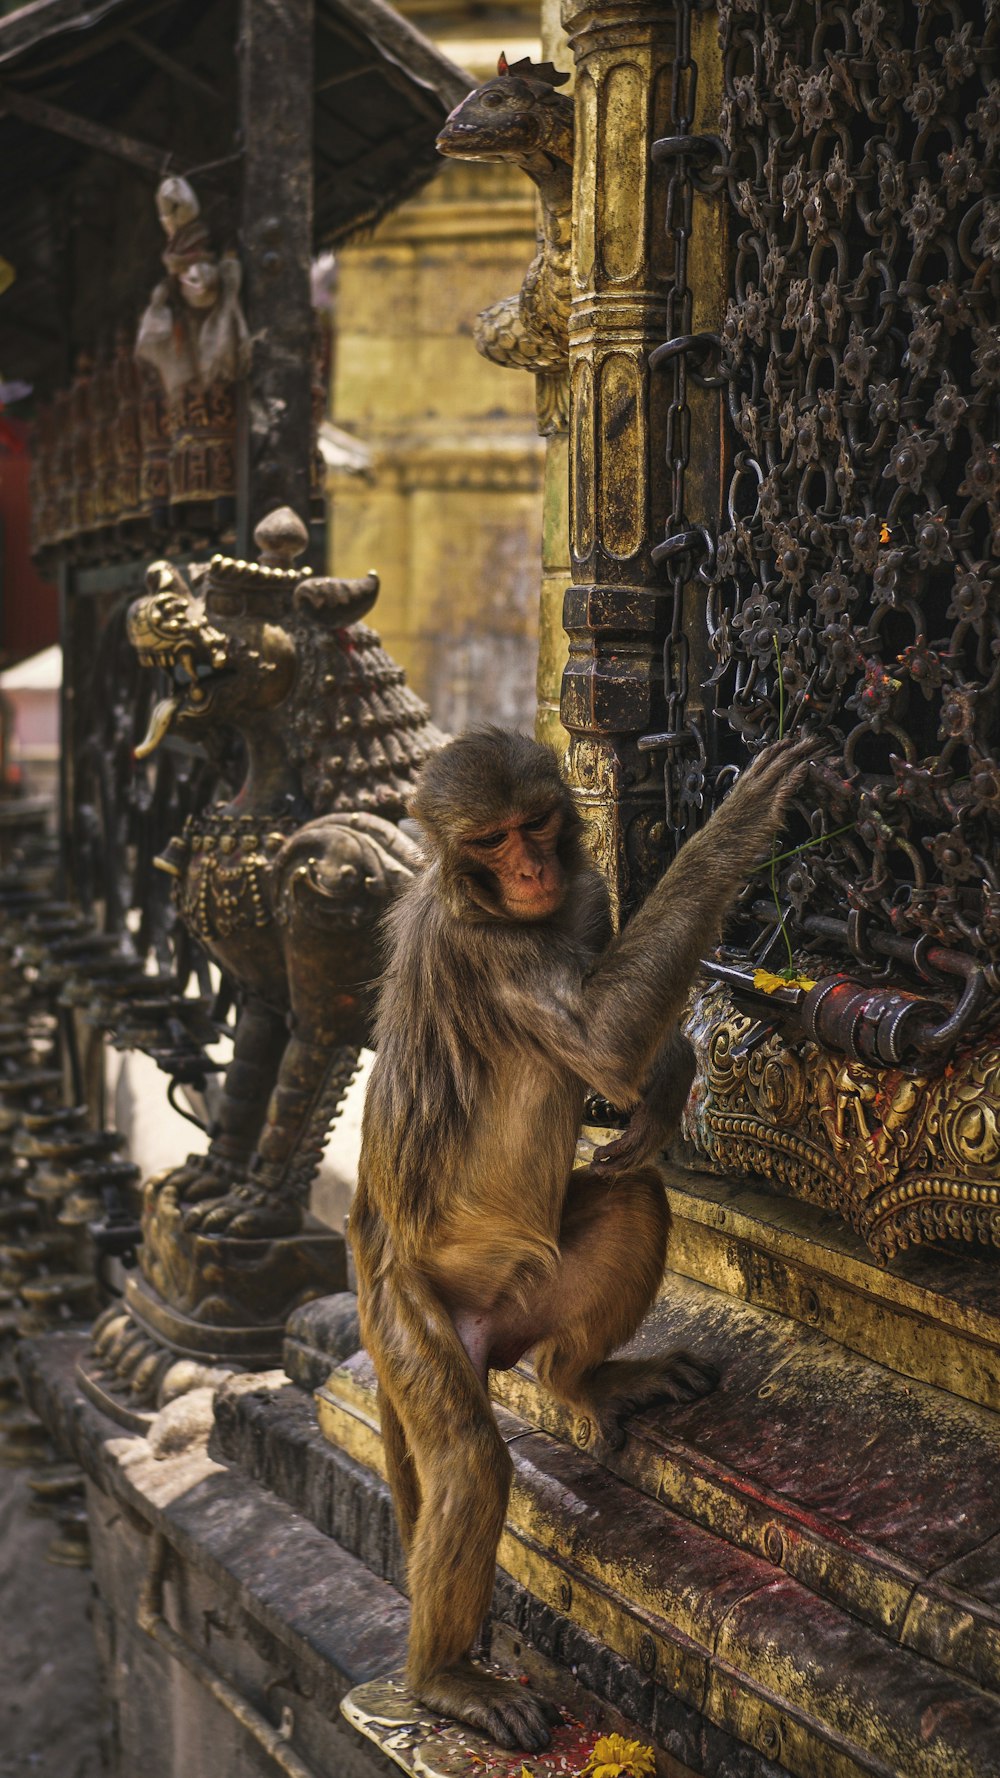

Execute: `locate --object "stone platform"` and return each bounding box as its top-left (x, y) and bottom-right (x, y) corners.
top-left (20, 1163), bottom-right (1000, 1778)
top-left (19, 1330), bottom-right (407, 1778)
top-left (215, 1166), bottom-right (1000, 1778)
top-left (18, 1331), bottom-right (683, 1778)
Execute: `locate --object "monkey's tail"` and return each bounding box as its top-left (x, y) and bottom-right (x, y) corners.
top-left (378, 1384), bottom-right (420, 1557)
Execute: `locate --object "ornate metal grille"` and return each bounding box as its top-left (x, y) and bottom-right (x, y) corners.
top-left (662, 0), bottom-right (1000, 1040)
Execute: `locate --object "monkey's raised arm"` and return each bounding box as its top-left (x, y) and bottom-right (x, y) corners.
top-left (510, 734), bottom-right (815, 1102)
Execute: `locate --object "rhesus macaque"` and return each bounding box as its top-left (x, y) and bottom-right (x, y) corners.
top-left (351, 728), bottom-right (815, 1751)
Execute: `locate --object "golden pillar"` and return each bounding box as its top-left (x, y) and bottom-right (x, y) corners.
top-left (534, 0), bottom-right (575, 755)
top-left (558, 0), bottom-right (726, 921)
top-left (559, 0), bottom-right (674, 921)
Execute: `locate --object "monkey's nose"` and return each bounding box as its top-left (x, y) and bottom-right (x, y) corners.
top-left (516, 852), bottom-right (544, 882)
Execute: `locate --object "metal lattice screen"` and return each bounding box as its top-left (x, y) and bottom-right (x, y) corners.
top-left (662, 0), bottom-right (1000, 1044)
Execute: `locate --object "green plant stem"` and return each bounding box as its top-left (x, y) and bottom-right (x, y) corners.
top-left (772, 635), bottom-right (794, 970)
top-left (751, 822), bottom-right (858, 873)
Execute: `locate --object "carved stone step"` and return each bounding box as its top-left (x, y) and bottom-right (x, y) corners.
top-left (661, 1162), bottom-right (1000, 1411)
top-left (488, 1274), bottom-right (1000, 1697)
top-left (317, 1350), bottom-right (1000, 1778)
top-left (213, 1374), bottom-right (832, 1778)
top-left (19, 1332), bottom-right (685, 1778)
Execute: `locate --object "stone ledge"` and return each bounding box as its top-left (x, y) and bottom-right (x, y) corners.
top-left (18, 1329), bottom-right (408, 1776)
top-left (283, 1291), bottom-right (362, 1393)
top-left (20, 1331), bottom-right (764, 1776)
top-left (213, 1371), bottom-right (799, 1778)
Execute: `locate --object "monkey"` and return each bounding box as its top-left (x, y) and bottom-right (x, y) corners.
top-left (350, 727), bottom-right (816, 1752)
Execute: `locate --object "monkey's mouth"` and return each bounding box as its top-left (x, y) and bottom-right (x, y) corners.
top-left (134, 645), bottom-right (232, 758)
top-left (504, 880), bottom-right (565, 919)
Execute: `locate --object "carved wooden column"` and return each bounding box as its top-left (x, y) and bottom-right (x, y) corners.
top-left (237, 0), bottom-right (315, 545)
top-left (559, 0), bottom-right (675, 923)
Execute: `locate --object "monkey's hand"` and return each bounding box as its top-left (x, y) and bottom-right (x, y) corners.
top-left (592, 1029), bottom-right (696, 1173)
top-left (722, 730), bottom-right (826, 836)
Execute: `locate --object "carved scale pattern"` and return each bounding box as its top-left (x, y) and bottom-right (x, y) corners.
top-left (709, 0), bottom-right (1000, 983)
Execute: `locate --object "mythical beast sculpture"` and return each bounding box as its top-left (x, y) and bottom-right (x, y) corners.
top-left (127, 507), bottom-right (443, 1247)
top-left (436, 54), bottom-right (573, 436)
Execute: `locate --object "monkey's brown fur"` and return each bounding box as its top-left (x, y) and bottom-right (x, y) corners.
top-left (351, 727), bottom-right (815, 1751)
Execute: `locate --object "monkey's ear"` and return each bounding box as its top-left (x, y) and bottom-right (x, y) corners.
top-left (403, 799), bottom-right (433, 848)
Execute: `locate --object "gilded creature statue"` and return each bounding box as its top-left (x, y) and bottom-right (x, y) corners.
top-left (126, 506), bottom-right (443, 1241)
top-left (436, 56), bottom-right (572, 435)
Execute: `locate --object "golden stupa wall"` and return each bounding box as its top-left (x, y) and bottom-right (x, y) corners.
top-left (328, 2), bottom-right (547, 736)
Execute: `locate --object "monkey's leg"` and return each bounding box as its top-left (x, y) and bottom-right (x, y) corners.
top-left (535, 1166), bottom-right (717, 1449)
top-left (366, 1271), bottom-right (558, 1752)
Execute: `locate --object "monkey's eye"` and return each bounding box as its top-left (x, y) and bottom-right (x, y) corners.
top-left (471, 830), bottom-right (506, 849)
top-left (523, 812), bottom-right (555, 832)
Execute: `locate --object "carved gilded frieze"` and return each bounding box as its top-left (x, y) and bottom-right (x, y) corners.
top-left (685, 982), bottom-right (1000, 1260)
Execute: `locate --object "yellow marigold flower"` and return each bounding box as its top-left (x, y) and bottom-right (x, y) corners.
top-left (578, 1732), bottom-right (657, 1777)
top-left (752, 967), bottom-right (816, 994)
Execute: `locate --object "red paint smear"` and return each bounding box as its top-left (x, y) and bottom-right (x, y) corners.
top-left (0, 434), bottom-right (57, 660)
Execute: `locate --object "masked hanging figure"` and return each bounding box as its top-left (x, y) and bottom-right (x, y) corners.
top-left (136, 175), bottom-right (249, 535)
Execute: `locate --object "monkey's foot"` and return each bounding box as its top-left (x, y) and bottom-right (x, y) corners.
top-left (590, 1111), bottom-right (656, 1173)
top-left (413, 1662), bottom-right (560, 1753)
top-left (587, 1351), bottom-right (719, 1450)
top-left (181, 1184), bottom-right (303, 1239)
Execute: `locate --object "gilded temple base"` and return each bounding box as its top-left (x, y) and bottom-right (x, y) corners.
top-left (684, 982), bottom-right (1000, 1263)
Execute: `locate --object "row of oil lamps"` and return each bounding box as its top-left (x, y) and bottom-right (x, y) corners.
top-left (0, 828), bottom-right (221, 1562)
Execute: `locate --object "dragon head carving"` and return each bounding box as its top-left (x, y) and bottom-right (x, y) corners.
top-left (127, 505), bottom-right (442, 818)
top-left (437, 54), bottom-right (573, 167)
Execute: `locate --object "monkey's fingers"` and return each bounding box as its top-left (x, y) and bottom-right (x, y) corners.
top-left (732, 733), bottom-right (827, 808)
top-left (751, 731), bottom-right (825, 782)
top-left (592, 1116), bottom-right (652, 1173)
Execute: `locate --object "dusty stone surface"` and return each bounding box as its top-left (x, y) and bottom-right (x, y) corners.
top-left (0, 1463), bottom-right (104, 1778)
top-left (148, 1385), bottom-right (218, 1458)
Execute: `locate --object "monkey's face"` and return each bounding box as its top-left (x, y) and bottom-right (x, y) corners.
top-left (460, 806), bottom-right (566, 921)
